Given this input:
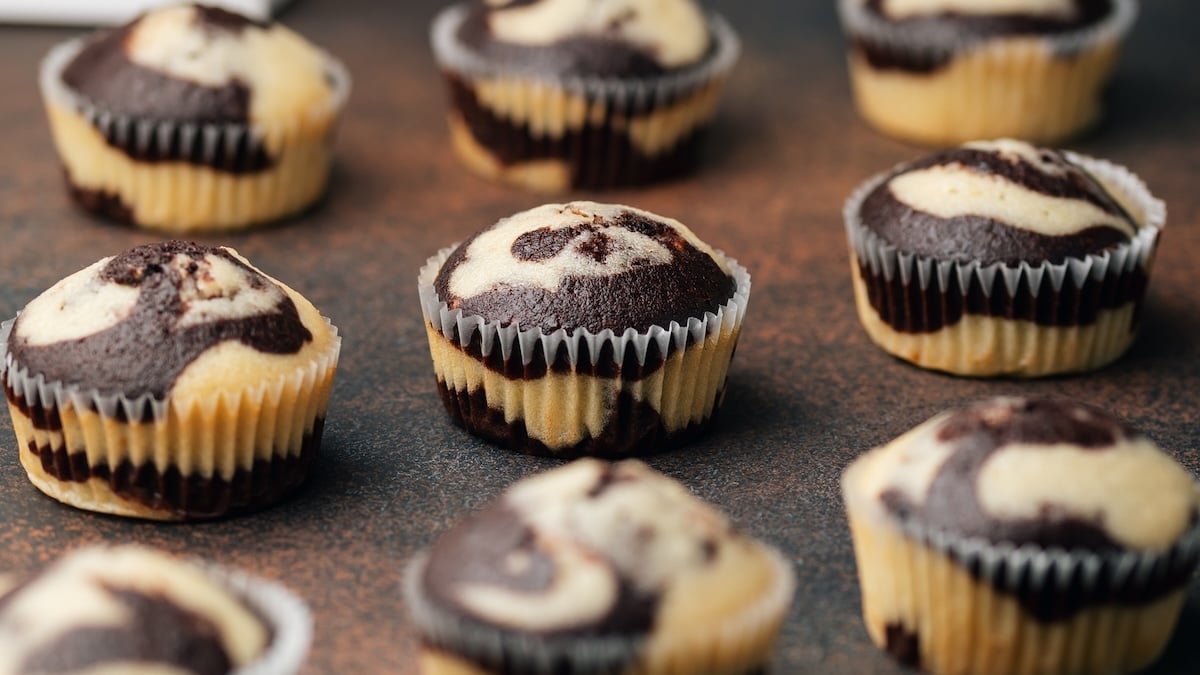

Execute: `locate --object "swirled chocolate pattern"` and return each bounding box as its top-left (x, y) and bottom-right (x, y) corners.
top-left (857, 397), bottom-right (1200, 620)
top-left (853, 0), bottom-right (1115, 71)
top-left (861, 139), bottom-right (1137, 266)
top-left (435, 201), bottom-right (734, 334)
top-left (7, 240), bottom-right (311, 403)
top-left (59, 4), bottom-right (336, 172)
top-left (413, 459), bottom-right (791, 673)
top-left (0, 546), bottom-right (269, 674)
top-left (458, 0), bottom-right (712, 77)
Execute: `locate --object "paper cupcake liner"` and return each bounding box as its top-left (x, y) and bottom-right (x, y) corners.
top-left (203, 561), bottom-right (314, 675)
top-left (404, 545), bottom-right (794, 675)
top-left (39, 35), bottom-right (351, 231)
top-left (417, 245), bottom-right (750, 456)
top-left (0, 317), bottom-right (341, 520)
top-left (843, 151), bottom-right (1165, 376)
top-left (430, 3), bottom-right (740, 190)
top-left (844, 501), bottom-right (1200, 674)
top-left (837, 0), bottom-right (1138, 144)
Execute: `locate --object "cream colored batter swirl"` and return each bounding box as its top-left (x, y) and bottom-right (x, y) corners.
top-left (484, 0), bottom-right (710, 69)
top-left (850, 397), bottom-right (1199, 552)
top-left (878, 0), bottom-right (1077, 19)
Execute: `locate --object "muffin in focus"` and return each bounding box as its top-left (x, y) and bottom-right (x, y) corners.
top-left (40, 3), bottom-right (350, 232)
top-left (1, 241), bottom-right (341, 520)
top-left (418, 201), bottom-right (750, 457)
top-left (837, 0), bottom-right (1137, 145)
top-left (429, 0), bottom-right (740, 191)
top-left (405, 458), bottom-right (795, 675)
top-left (844, 139), bottom-right (1164, 377)
top-left (0, 545), bottom-right (311, 674)
top-left (842, 397), bottom-right (1200, 675)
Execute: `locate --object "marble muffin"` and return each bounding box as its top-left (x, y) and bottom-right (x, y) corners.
top-left (39, 3), bottom-right (349, 232)
top-left (405, 459), bottom-right (795, 675)
top-left (837, 0), bottom-right (1137, 144)
top-left (430, 0), bottom-right (740, 191)
top-left (0, 545), bottom-right (311, 675)
top-left (1, 241), bottom-right (340, 520)
top-left (842, 397), bottom-right (1200, 675)
top-left (844, 139), bottom-right (1164, 377)
top-left (418, 201), bottom-right (750, 457)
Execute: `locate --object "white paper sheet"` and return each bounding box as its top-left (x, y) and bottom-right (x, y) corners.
top-left (0, 0), bottom-right (294, 26)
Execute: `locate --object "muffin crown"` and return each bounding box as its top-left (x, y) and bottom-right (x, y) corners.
top-left (60, 3), bottom-right (336, 126)
top-left (859, 0), bottom-right (1115, 35)
top-left (457, 0), bottom-right (712, 76)
top-left (421, 459), bottom-right (749, 637)
top-left (0, 546), bottom-right (268, 673)
top-left (857, 397), bottom-right (1199, 552)
top-left (6, 240), bottom-right (314, 401)
top-left (859, 139), bottom-right (1141, 266)
top-left (434, 202), bottom-right (735, 334)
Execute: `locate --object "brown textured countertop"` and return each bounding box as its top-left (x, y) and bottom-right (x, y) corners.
top-left (1, 1), bottom-right (1198, 673)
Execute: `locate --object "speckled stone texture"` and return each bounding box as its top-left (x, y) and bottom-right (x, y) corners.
top-left (0, 1), bottom-right (1198, 673)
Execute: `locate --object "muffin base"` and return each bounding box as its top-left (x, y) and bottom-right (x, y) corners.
top-left (847, 37), bottom-right (1120, 145)
top-left (444, 75), bottom-right (716, 192)
top-left (847, 510), bottom-right (1189, 675)
top-left (426, 322), bottom-right (739, 458)
top-left (45, 98), bottom-right (336, 232)
top-left (14, 419), bottom-right (322, 520)
top-left (850, 261), bottom-right (1138, 377)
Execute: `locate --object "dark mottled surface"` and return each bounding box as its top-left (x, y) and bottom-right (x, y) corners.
top-left (0, 1), bottom-right (1199, 673)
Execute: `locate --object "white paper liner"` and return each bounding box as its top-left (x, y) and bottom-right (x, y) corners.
top-left (418, 246), bottom-right (750, 372)
top-left (431, 3), bottom-right (740, 100)
top-left (403, 545), bottom-right (794, 675)
top-left (837, 0), bottom-right (1138, 62)
top-left (203, 561), bottom-right (314, 675)
top-left (844, 151), bottom-right (1164, 310)
top-left (0, 315), bottom-right (341, 516)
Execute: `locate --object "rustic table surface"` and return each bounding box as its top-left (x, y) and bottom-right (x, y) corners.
top-left (0, 1), bottom-right (1197, 673)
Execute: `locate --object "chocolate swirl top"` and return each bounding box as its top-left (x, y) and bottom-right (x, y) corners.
top-left (418, 459), bottom-right (775, 665)
top-left (852, 397), bottom-right (1199, 553)
top-left (0, 546), bottom-right (269, 674)
top-left (457, 0), bottom-right (712, 77)
top-left (434, 202), bottom-right (736, 334)
top-left (7, 241), bottom-right (314, 402)
top-left (861, 0), bottom-right (1114, 36)
top-left (61, 4), bottom-right (335, 126)
top-left (858, 139), bottom-right (1141, 266)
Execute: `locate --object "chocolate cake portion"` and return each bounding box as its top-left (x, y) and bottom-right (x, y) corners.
top-left (434, 202), bottom-right (735, 334)
top-left (852, 0), bottom-right (1116, 72)
top-left (7, 241), bottom-right (312, 404)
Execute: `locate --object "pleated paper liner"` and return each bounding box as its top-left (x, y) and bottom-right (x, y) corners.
top-left (843, 151), bottom-right (1165, 377)
top-left (404, 545), bottom-right (795, 675)
top-left (0, 317), bottom-right (340, 520)
top-left (39, 35), bottom-right (351, 232)
top-left (203, 558), bottom-right (314, 675)
top-left (842, 496), bottom-right (1200, 675)
top-left (837, 0), bottom-right (1138, 144)
top-left (430, 3), bottom-right (740, 191)
top-left (417, 245), bottom-right (751, 457)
